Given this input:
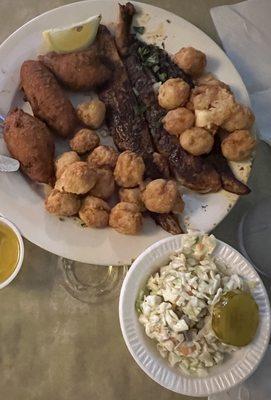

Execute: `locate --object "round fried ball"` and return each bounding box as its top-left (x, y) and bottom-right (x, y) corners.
top-left (174, 47), bottom-right (206, 77)
top-left (79, 196), bottom-right (110, 228)
top-left (158, 78), bottom-right (190, 110)
top-left (221, 130), bottom-right (256, 161)
top-left (55, 151), bottom-right (80, 180)
top-left (69, 129), bottom-right (100, 154)
top-left (180, 127), bottom-right (214, 156)
top-left (55, 161), bottom-right (97, 195)
top-left (162, 107), bottom-right (195, 136)
top-left (114, 150), bottom-right (145, 188)
top-left (109, 202), bottom-right (142, 235)
top-left (119, 187), bottom-right (145, 212)
top-left (87, 145), bottom-right (118, 170)
top-left (222, 105), bottom-right (255, 132)
top-left (141, 179), bottom-right (178, 213)
top-left (90, 168), bottom-right (115, 199)
top-left (45, 189), bottom-right (81, 216)
top-left (76, 99), bottom-right (106, 129)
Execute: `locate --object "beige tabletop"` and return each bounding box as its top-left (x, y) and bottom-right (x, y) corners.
top-left (1, 1), bottom-right (271, 399)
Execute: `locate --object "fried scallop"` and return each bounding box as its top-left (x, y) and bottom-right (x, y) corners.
top-left (45, 189), bottom-right (81, 216)
top-left (55, 161), bottom-right (97, 194)
top-left (141, 179), bottom-right (179, 213)
top-left (114, 150), bottom-right (145, 188)
top-left (3, 108), bottom-right (55, 184)
top-left (55, 151), bottom-right (80, 180)
top-left (69, 129), bottom-right (100, 154)
top-left (87, 145), bottom-right (118, 169)
top-left (162, 107), bottom-right (195, 136)
top-left (79, 196), bottom-right (110, 228)
top-left (109, 202), bottom-right (142, 235)
top-left (90, 168), bottom-right (115, 200)
top-left (158, 78), bottom-right (190, 110)
top-left (180, 127), bottom-right (214, 156)
top-left (174, 47), bottom-right (206, 77)
top-left (221, 130), bottom-right (256, 161)
top-left (119, 187), bottom-right (145, 212)
top-left (76, 99), bottom-right (106, 129)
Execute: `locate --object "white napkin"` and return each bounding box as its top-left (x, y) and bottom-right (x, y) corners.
top-left (210, 0), bottom-right (271, 144)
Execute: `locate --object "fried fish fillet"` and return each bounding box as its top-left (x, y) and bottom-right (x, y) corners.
top-left (4, 108), bottom-right (55, 184)
top-left (39, 50), bottom-right (112, 91)
top-left (20, 60), bottom-right (78, 137)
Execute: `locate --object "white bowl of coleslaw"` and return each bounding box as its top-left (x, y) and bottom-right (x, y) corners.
top-left (119, 233), bottom-right (270, 397)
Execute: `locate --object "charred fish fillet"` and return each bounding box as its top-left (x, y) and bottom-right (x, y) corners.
top-left (96, 26), bottom-right (182, 234)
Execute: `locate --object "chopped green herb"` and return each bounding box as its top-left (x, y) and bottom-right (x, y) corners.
top-left (133, 103), bottom-right (146, 116)
top-left (152, 65), bottom-right (160, 73)
top-left (59, 217), bottom-right (64, 222)
top-left (166, 19), bottom-right (171, 23)
top-left (133, 26), bottom-right (145, 35)
top-left (132, 87), bottom-right (139, 96)
top-left (80, 222), bottom-right (87, 227)
top-left (157, 72), bottom-right (167, 82)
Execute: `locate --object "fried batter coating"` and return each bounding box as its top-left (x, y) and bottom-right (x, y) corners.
top-left (87, 145), bottom-right (118, 169)
top-left (109, 202), bottom-right (142, 235)
top-left (3, 108), bottom-right (54, 184)
top-left (79, 196), bottom-right (110, 228)
top-left (222, 104), bottom-right (255, 132)
top-left (221, 130), bottom-right (256, 161)
top-left (158, 78), bottom-right (190, 110)
top-left (39, 50), bottom-right (111, 91)
top-left (114, 150), bottom-right (145, 188)
top-left (45, 189), bottom-right (81, 216)
top-left (196, 73), bottom-right (230, 90)
top-left (162, 107), bottom-right (195, 136)
top-left (119, 187), bottom-right (145, 211)
top-left (141, 179), bottom-right (178, 213)
top-left (174, 47), bottom-right (206, 77)
top-left (76, 99), bottom-right (106, 129)
top-left (55, 151), bottom-right (80, 180)
top-left (180, 127), bottom-right (214, 156)
top-left (90, 168), bottom-right (115, 199)
top-left (20, 60), bottom-right (78, 137)
top-left (69, 129), bottom-right (100, 154)
top-left (55, 161), bottom-right (97, 194)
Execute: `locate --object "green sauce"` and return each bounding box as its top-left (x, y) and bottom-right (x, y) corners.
top-left (212, 290), bottom-right (259, 346)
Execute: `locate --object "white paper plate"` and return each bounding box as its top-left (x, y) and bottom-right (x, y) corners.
top-left (0, 0), bottom-right (253, 265)
top-left (119, 235), bottom-right (271, 397)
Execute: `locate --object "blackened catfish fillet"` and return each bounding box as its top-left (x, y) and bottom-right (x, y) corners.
top-left (124, 50), bottom-right (221, 193)
top-left (115, 2), bottom-right (136, 56)
top-left (96, 26), bottom-right (182, 234)
top-left (207, 133), bottom-right (250, 195)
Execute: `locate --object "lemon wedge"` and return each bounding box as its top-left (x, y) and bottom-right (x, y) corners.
top-left (42, 14), bottom-right (101, 53)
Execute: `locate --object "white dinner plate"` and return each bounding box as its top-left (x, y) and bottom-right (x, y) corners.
top-left (119, 235), bottom-right (271, 396)
top-left (0, 0), bottom-right (253, 265)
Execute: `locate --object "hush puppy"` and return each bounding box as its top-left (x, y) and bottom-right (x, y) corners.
top-left (109, 202), bottom-right (142, 235)
top-left (45, 189), bottom-right (81, 216)
top-left (79, 196), bottom-right (110, 228)
top-left (87, 145), bottom-right (118, 169)
top-left (114, 151), bottom-right (145, 188)
top-left (55, 161), bottom-right (97, 194)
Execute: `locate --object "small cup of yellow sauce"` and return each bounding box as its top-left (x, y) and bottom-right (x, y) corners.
top-left (0, 216), bottom-right (24, 289)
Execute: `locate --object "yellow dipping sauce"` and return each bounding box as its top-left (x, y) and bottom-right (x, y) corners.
top-left (212, 290), bottom-right (259, 347)
top-left (0, 221), bottom-right (20, 282)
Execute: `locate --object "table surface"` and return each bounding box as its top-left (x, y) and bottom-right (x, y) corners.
top-left (1, 1), bottom-right (271, 399)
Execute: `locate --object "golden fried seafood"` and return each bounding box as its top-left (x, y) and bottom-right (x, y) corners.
top-left (222, 105), bottom-right (255, 132)
top-left (79, 196), bottom-right (110, 228)
top-left (55, 161), bottom-right (97, 194)
top-left (87, 145), bottom-right (118, 169)
top-left (109, 202), bottom-right (142, 235)
top-left (119, 187), bottom-right (145, 212)
top-left (77, 99), bottom-right (106, 129)
top-left (174, 47), bottom-right (206, 77)
top-left (55, 151), bottom-right (80, 180)
top-left (158, 78), bottom-right (190, 110)
top-left (196, 73), bottom-right (230, 90)
top-left (114, 150), bottom-right (145, 188)
top-left (90, 168), bottom-right (115, 199)
top-left (3, 108), bottom-right (54, 184)
top-left (180, 127), bottom-right (214, 156)
top-left (141, 179), bottom-right (178, 213)
top-left (221, 130), bottom-right (256, 161)
top-left (162, 107), bottom-right (195, 136)
top-left (20, 60), bottom-right (78, 137)
top-left (69, 129), bottom-right (100, 154)
top-left (45, 189), bottom-right (81, 216)
top-left (39, 50), bottom-right (111, 91)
